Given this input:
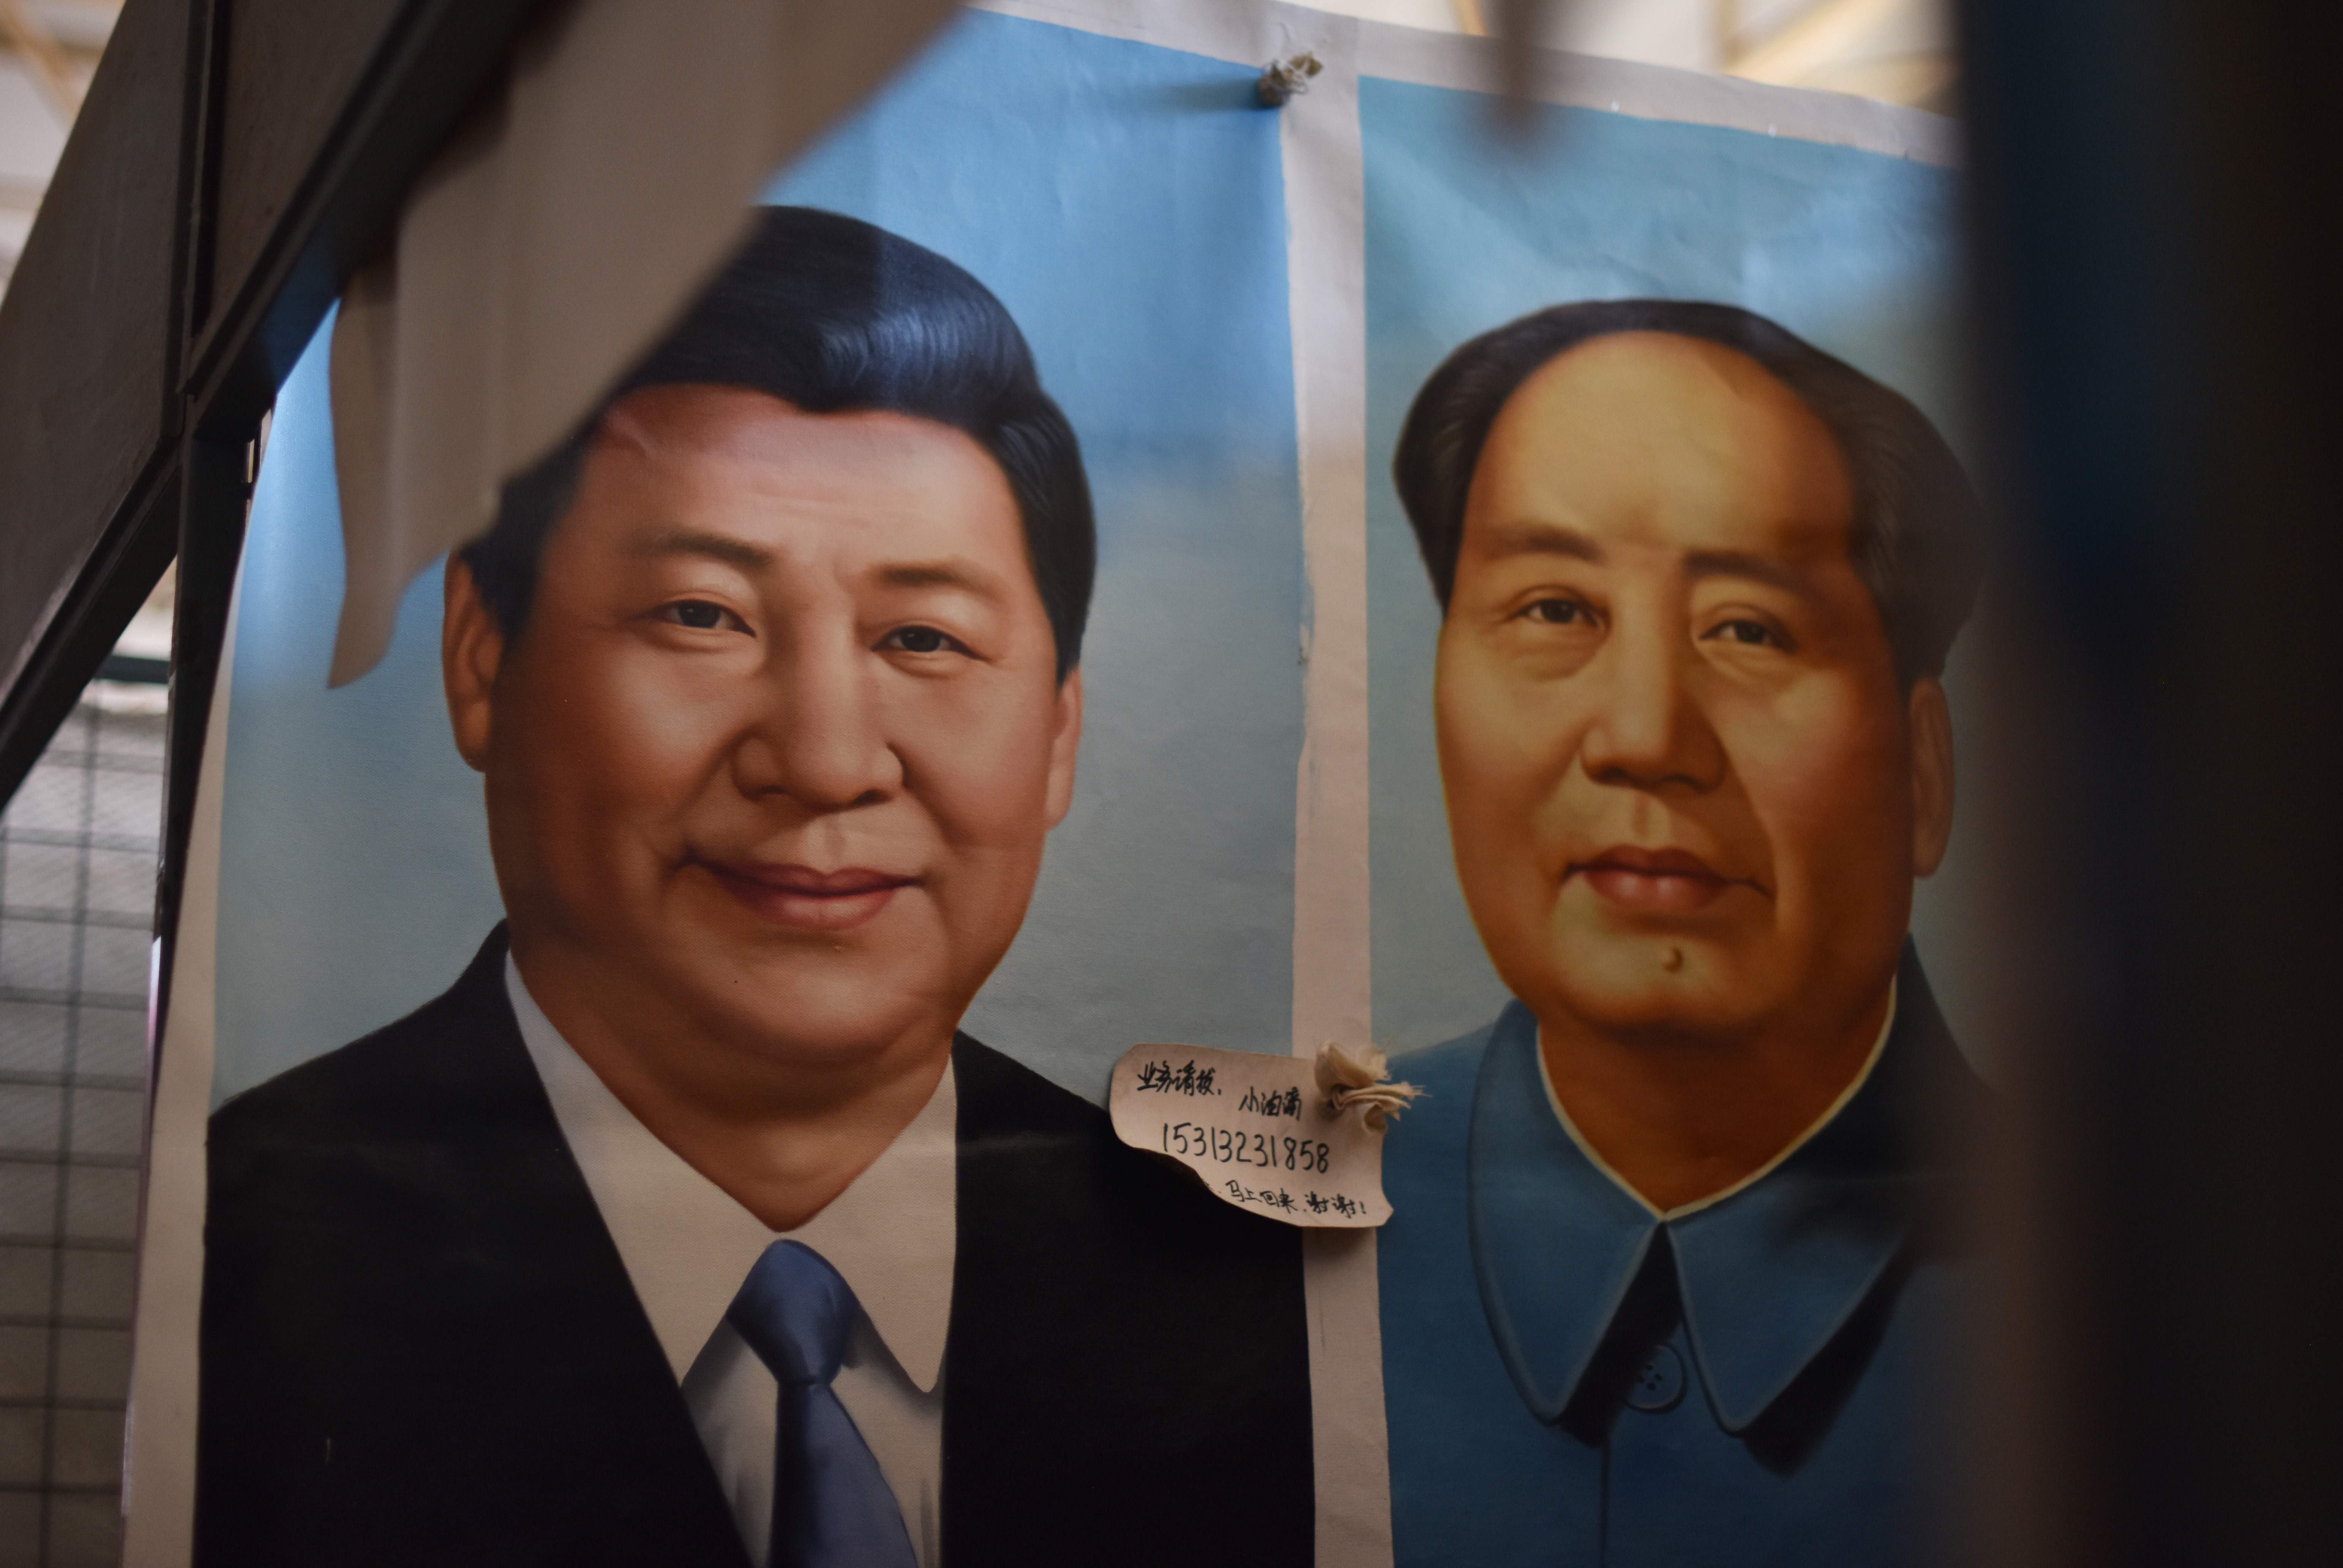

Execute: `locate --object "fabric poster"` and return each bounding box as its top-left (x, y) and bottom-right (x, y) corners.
top-left (126, 3), bottom-right (1974, 1565)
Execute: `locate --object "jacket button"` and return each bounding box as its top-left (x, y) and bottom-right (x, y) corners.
top-left (1624, 1342), bottom-right (1686, 1412)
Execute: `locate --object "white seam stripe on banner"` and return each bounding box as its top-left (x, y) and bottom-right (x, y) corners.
top-left (1277, 13), bottom-right (1395, 1568)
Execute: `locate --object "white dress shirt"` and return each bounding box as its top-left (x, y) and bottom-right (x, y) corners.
top-left (506, 960), bottom-right (955, 1568)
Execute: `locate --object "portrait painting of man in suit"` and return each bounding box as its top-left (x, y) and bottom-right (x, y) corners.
top-left (196, 207), bottom-right (1312, 1568)
top-left (1373, 301), bottom-right (1988, 1566)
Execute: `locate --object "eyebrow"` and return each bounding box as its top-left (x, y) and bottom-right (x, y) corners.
top-left (1475, 520), bottom-right (1607, 564)
top-left (873, 560), bottom-right (1008, 598)
top-left (628, 529), bottom-right (774, 571)
top-left (1682, 548), bottom-right (1818, 598)
top-left (1478, 521), bottom-right (1821, 598)
top-left (624, 534), bottom-right (1012, 603)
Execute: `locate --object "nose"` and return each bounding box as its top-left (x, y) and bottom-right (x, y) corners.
top-left (1577, 609), bottom-right (1726, 794)
top-left (731, 620), bottom-right (901, 813)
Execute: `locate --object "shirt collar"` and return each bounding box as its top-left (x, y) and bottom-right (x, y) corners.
top-left (1468, 944), bottom-right (1969, 1432)
top-left (504, 956), bottom-right (955, 1393)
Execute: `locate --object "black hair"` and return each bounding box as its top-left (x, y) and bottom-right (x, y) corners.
top-left (461, 205), bottom-right (1096, 681)
top-left (1392, 299), bottom-right (1982, 686)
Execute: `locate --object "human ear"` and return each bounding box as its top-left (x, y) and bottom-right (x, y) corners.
top-left (442, 555), bottom-right (506, 774)
top-left (1044, 666), bottom-right (1084, 829)
top-left (1907, 675), bottom-right (1955, 878)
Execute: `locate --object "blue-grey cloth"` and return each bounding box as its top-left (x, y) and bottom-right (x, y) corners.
top-left (1379, 946), bottom-right (1982, 1567)
top-left (726, 1241), bottom-right (917, 1568)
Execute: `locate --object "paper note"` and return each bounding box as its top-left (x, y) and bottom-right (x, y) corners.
top-left (1109, 1044), bottom-right (1393, 1227)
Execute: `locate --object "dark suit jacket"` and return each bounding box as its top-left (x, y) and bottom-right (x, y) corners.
top-left (197, 928), bottom-right (1314, 1566)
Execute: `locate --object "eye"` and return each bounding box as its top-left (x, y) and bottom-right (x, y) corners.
top-left (881, 624), bottom-right (971, 657)
top-left (657, 599), bottom-right (745, 633)
top-left (1703, 617), bottom-right (1788, 650)
top-left (1519, 597), bottom-right (1595, 627)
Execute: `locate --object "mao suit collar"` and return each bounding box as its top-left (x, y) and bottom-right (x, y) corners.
top-left (1467, 943), bottom-right (1974, 1433)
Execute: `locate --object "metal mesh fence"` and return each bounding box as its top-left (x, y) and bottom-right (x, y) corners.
top-left (0, 695), bottom-right (162, 1567)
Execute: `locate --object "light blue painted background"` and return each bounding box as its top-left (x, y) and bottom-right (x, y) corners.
top-left (1360, 79), bottom-right (1988, 1058)
top-left (215, 11), bottom-right (1304, 1105)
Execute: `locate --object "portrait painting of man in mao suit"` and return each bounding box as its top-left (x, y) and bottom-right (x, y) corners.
top-left (196, 207), bottom-right (1311, 1568)
top-left (1374, 301), bottom-right (1989, 1566)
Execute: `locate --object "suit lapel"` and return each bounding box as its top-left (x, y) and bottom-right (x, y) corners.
top-left (941, 1036), bottom-right (1313, 1566)
top-left (412, 935), bottom-right (754, 1561)
top-left (200, 928), bottom-right (751, 1566)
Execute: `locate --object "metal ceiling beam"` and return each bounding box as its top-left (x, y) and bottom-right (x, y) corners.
top-left (0, 0), bottom-right (548, 819)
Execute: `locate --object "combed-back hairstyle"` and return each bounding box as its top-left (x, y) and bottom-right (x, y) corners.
top-left (461, 205), bottom-right (1096, 680)
top-left (1392, 299), bottom-right (1983, 686)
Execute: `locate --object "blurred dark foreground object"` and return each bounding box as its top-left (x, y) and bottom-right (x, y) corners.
top-left (1958, 0), bottom-right (2343, 1562)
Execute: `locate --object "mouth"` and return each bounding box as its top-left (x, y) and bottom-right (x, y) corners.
top-left (693, 859), bottom-right (921, 933)
top-left (1563, 845), bottom-right (1757, 916)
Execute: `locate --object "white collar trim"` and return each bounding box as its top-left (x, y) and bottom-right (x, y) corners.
top-left (1537, 979), bottom-right (1899, 1223)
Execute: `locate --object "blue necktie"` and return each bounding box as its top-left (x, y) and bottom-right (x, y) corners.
top-left (725, 1240), bottom-right (918, 1568)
